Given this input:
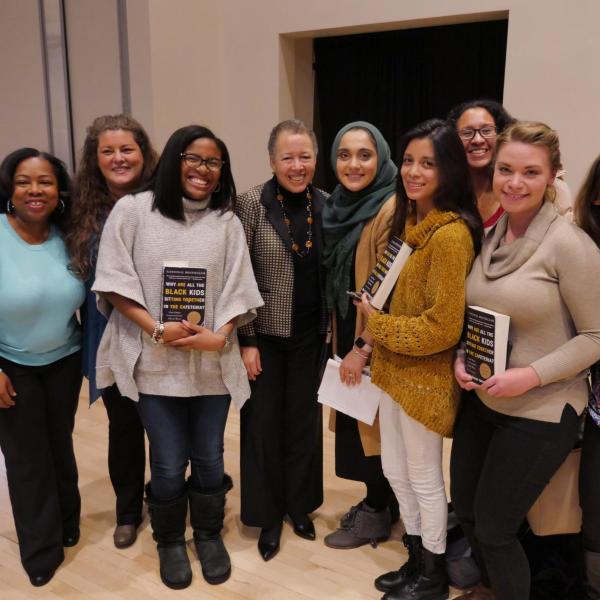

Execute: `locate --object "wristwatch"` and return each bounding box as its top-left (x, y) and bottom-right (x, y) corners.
top-left (354, 336), bottom-right (373, 353)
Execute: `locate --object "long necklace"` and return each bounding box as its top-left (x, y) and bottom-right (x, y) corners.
top-left (276, 185), bottom-right (313, 257)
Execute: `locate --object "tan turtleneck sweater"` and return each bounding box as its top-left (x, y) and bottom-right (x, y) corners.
top-left (467, 201), bottom-right (600, 422)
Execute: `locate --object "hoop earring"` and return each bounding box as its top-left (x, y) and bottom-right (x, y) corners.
top-left (214, 182), bottom-right (221, 193)
top-left (57, 199), bottom-right (66, 214)
top-left (6, 199), bottom-right (14, 214)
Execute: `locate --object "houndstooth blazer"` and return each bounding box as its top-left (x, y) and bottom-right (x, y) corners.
top-left (235, 178), bottom-right (329, 343)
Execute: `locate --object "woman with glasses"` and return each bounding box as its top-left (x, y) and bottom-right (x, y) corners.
top-left (447, 99), bottom-right (514, 234)
top-left (92, 125), bottom-right (262, 590)
top-left (66, 114), bottom-right (157, 550)
top-left (236, 119), bottom-right (328, 562)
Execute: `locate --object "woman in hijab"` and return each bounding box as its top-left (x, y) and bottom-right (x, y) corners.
top-left (322, 121), bottom-right (399, 549)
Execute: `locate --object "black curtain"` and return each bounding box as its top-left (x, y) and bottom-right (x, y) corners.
top-left (313, 20), bottom-right (508, 191)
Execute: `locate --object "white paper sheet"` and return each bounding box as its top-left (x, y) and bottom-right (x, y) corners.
top-left (317, 358), bottom-right (382, 425)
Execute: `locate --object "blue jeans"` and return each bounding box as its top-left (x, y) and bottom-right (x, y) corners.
top-left (137, 393), bottom-right (231, 501)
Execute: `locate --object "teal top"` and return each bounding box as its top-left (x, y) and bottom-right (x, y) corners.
top-left (0, 214), bottom-right (85, 366)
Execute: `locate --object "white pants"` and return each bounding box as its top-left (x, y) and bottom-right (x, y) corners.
top-left (379, 392), bottom-right (447, 554)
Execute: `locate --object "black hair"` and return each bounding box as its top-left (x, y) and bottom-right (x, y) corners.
top-left (0, 147), bottom-right (72, 232)
top-left (446, 98), bottom-right (514, 134)
top-left (575, 153), bottom-right (600, 247)
top-left (148, 125), bottom-right (236, 221)
top-left (392, 119), bottom-right (483, 254)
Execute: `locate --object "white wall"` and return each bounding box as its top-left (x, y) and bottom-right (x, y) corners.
top-left (65, 0), bottom-right (123, 157)
top-left (0, 0), bottom-right (49, 157)
top-left (130, 0), bottom-right (600, 194)
top-left (2, 1), bottom-right (599, 194)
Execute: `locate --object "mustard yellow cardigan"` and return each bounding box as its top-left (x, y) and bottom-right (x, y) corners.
top-left (367, 209), bottom-right (475, 437)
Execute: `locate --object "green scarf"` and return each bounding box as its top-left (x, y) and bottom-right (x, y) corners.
top-left (322, 121), bottom-right (397, 317)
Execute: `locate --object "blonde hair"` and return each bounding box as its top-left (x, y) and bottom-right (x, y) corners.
top-left (495, 121), bottom-right (562, 203)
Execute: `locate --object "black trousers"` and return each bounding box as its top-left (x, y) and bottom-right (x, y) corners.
top-left (0, 352), bottom-right (82, 576)
top-left (102, 384), bottom-right (145, 526)
top-left (240, 328), bottom-right (324, 527)
top-left (580, 412), bottom-right (600, 552)
top-left (334, 411), bottom-right (394, 510)
top-left (450, 391), bottom-right (580, 600)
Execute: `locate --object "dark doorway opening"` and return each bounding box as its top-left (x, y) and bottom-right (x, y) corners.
top-left (313, 19), bottom-right (508, 191)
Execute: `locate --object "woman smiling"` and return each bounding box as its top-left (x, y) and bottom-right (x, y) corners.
top-left (0, 148), bottom-right (85, 586)
top-left (452, 122), bottom-right (600, 600)
top-left (67, 114), bottom-right (158, 550)
top-left (354, 119), bottom-right (481, 600)
top-left (322, 121), bottom-right (398, 550)
top-left (93, 125), bottom-right (262, 589)
top-left (236, 119), bottom-right (329, 562)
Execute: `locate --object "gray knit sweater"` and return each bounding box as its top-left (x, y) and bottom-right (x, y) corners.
top-left (92, 191), bottom-right (263, 409)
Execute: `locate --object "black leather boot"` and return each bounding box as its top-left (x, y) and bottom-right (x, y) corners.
top-left (188, 475), bottom-right (233, 585)
top-left (383, 547), bottom-right (449, 600)
top-left (375, 534), bottom-right (422, 592)
top-left (146, 485), bottom-right (192, 590)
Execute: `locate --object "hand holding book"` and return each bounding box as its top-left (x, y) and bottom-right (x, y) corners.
top-left (166, 320), bottom-right (227, 352)
top-left (162, 321), bottom-right (194, 344)
top-left (478, 367), bottom-right (541, 397)
top-left (354, 292), bottom-right (378, 319)
top-left (454, 354), bottom-right (541, 398)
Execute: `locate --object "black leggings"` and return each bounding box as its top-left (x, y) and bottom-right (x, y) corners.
top-left (450, 392), bottom-right (580, 600)
top-left (580, 412), bottom-right (600, 552)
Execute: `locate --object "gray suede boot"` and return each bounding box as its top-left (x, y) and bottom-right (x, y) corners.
top-left (585, 550), bottom-right (600, 600)
top-left (324, 501), bottom-right (392, 549)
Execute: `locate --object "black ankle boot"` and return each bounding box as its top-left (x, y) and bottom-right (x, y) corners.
top-left (146, 485), bottom-right (192, 590)
top-left (188, 475), bottom-right (233, 585)
top-left (383, 547), bottom-right (448, 600)
top-left (375, 534), bottom-right (422, 592)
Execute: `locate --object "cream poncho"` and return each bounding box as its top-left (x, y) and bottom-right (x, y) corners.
top-left (92, 191), bottom-right (263, 409)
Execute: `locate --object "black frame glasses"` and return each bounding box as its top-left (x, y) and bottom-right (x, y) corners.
top-left (457, 126), bottom-right (497, 141)
top-left (180, 153), bottom-right (225, 171)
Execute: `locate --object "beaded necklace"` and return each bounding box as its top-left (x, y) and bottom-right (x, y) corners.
top-left (276, 185), bottom-right (313, 257)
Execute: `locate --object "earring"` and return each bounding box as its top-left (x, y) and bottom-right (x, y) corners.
top-left (6, 199), bottom-right (14, 214)
top-left (57, 199), bottom-right (66, 214)
top-left (214, 182), bottom-right (221, 193)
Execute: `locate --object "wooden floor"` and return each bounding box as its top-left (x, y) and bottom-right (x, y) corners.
top-left (0, 390), bottom-right (462, 599)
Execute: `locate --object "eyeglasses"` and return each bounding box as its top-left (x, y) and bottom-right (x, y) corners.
top-left (180, 153), bottom-right (224, 171)
top-left (457, 126), bottom-right (497, 141)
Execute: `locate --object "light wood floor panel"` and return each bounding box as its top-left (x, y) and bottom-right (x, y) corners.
top-left (0, 392), bottom-right (462, 598)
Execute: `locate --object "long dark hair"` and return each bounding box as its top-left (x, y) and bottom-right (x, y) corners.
top-left (0, 147), bottom-right (72, 233)
top-left (575, 154), bottom-right (600, 247)
top-left (149, 125), bottom-right (236, 221)
top-left (66, 114), bottom-right (158, 279)
top-left (391, 119), bottom-right (483, 254)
